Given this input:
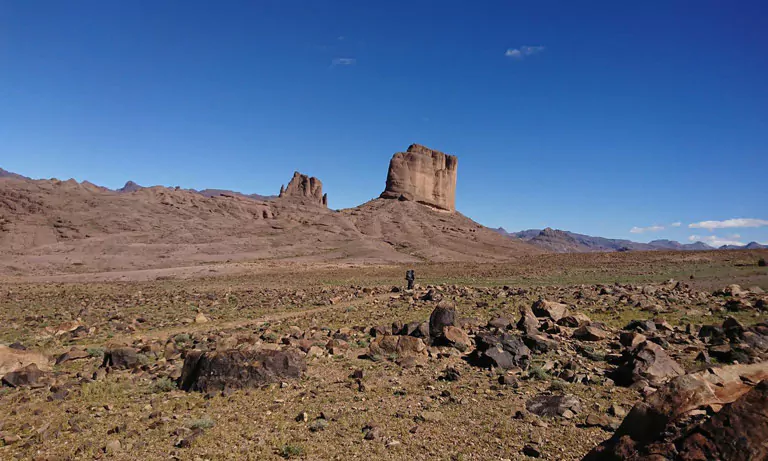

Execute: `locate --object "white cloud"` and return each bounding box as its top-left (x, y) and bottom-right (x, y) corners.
top-left (670, 222), bottom-right (682, 227)
top-left (689, 218), bottom-right (768, 230)
top-left (630, 225), bottom-right (665, 234)
top-left (689, 234), bottom-right (745, 247)
top-left (505, 45), bottom-right (545, 59)
top-left (331, 57), bottom-right (356, 66)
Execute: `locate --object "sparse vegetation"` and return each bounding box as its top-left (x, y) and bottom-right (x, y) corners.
top-left (189, 418), bottom-right (215, 430)
top-left (278, 443), bottom-right (305, 459)
top-left (150, 377), bottom-right (176, 393)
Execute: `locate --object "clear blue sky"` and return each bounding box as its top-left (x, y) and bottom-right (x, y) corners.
top-left (2, 1), bottom-right (767, 246)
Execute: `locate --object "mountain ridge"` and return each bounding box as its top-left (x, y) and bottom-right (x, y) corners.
top-left (499, 227), bottom-right (766, 252)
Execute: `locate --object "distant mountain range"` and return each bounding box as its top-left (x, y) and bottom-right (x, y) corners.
top-left (116, 180), bottom-right (277, 201)
top-left (0, 168), bottom-right (29, 181)
top-left (497, 227), bottom-right (767, 252)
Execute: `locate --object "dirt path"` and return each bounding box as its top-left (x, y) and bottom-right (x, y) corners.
top-left (115, 292), bottom-right (392, 344)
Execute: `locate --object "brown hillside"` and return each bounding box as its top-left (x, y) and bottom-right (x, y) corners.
top-left (0, 175), bottom-right (539, 275)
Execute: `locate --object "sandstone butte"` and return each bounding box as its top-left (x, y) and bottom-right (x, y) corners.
top-left (279, 171), bottom-right (327, 206)
top-left (380, 144), bottom-right (458, 212)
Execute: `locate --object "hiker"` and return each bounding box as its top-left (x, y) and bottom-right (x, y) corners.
top-left (405, 269), bottom-right (415, 290)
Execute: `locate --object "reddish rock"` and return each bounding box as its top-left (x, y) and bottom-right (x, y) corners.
top-left (368, 335), bottom-right (427, 359)
top-left (583, 362), bottom-right (768, 460)
top-left (442, 326), bottom-right (471, 350)
top-left (279, 171), bottom-right (325, 206)
top-left (573, 325), bottom-right (609, 341)
top-left (380, 144), bottom-right (458, 212)
top-left (532, 299), bottom-right (569, 322)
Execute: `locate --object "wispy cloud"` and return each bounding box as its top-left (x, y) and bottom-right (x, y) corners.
top-left (505, 45), bottom-right (545, 59)
top-left (630, 225), bottom-right (665, 234)
top-left (670, 222), bottom-right (682, 227)
top-left (331, 57), bottom-right (356, 67)
top-left (689, 234), bottom-right (745, 247)
top-left (689, 218), bottom-right (768, 230)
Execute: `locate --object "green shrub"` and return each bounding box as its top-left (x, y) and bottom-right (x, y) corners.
top-left (150, 377), bottom-right (176, 393)
top-left (528, 366), bottom-right (549, 380)
top-left (189, 418), bottom-right (215, 430)
top-left (87, 347), bottom-right (105, 358)
top-left (278, 444), bottom-right (305, 459)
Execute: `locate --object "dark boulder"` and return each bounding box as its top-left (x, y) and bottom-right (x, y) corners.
top-left (471, 333), bottom-right (531, 370)
top-left (611, 341), bottom-right (684, 387)
top-left (429, 304), bottom-right (455, 340)
top-left (179, 348), bottom-right (306, 392)
top-left (102, 347), bottom-right (139, 370)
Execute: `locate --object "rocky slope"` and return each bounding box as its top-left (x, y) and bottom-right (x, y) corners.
top-left (0, 162), bottom-right (539, 274)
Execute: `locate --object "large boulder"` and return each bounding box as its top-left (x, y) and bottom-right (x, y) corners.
top-left (612, 341), bottom-right (684, 387)
top-left (2, 363), bottom-right (46, 388)
top-left (516, 305), bottom-right (540, 335)
top-left (471, 333), bottom-right (531, 370)
top-left (279, 171), bottom-right (325, 206)
top-left (429, 303), bottom-right (456, 340)
top-left (583, 363), bottom-right (768, 460)
top-left (379, 144), bottom-right (458, 212)
top-left (0, 345), bottom-right (50, 376)
top-left (102, 347), bottom-right (140, 370)
top-left (179, 348), bottom-right (306, 392)
top-left (368, 335), bottom-right (427, 359)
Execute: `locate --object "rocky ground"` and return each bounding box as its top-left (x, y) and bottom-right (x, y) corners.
top-left (0, 251), bottom-right (767, 460)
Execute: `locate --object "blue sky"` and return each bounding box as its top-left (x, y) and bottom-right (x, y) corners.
top-left (1, 0), bottom-right (767, 246)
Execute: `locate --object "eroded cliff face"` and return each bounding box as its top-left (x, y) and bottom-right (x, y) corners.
top-left (380, 144), bottom-right (457, 212)
top-left (279, 171), bottom-right (325, 206)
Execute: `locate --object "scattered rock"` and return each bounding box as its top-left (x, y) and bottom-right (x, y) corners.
top-left (102, 347), bottom-right (139, 370)
top-left (441, 326), bottom-right (471, 350)
top-left (194, 312), bottom-right (209, 324)
top-left (532, 299), bottom-right (570, 322)
top-left (471, 332), bottom-right (531, 370)
top-left (612, 341), bottom-right (684, 387)
top-left (526, 394), bottom-right (582, 419)
top-left (573, 325), bottom-right (609, 341)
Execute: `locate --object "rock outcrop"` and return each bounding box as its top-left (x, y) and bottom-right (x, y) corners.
top-left (279, 171), bottom-right (325, 206)
top-left (583, 362), bottom-right (768, 460)
top-left (380, 144), bottom-right (458, 212)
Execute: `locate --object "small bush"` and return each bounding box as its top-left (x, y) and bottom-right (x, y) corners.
top-left (278, 444), bottom-right (305, 459)
top-left (150, 377), bottom-right (176, 393)
top-left (189, 418), bottom-right (215, 430)
top-left (87, 347), bottom-right (105, 358)
top-left (549, 379), bottom-right (568, 391)
top-left (174, 333), bottom-right (191, 345)
top-left (759, 258), bottom-right (767, 267)
top-left (528, 366), bottom-right (549, 381)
